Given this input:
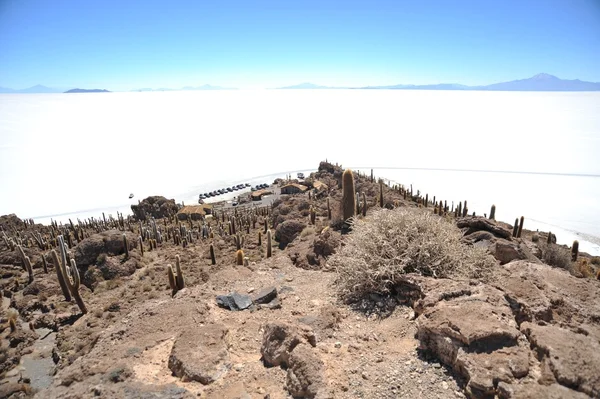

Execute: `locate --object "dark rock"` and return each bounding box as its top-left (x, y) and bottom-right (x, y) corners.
top-left (216, 293), bottom-right (253, 311)
top-left (261, 298), bottom-right (282, 310)
top-left (168, 324), bottom-right (230, 384)
top-left (130, 196), bottom-right (179, 220)
top-left (74, 230), bottom-right (138, 267)
top-left (457, 216), bottom-right (512, 240)
top-left (252, 287), bottom-right (277, 304)
top-left (106, 366), bottom-right (132, 383)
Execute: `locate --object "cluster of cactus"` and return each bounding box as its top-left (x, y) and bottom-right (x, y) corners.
top-left (52, 235), bottom-right (87, 314)
top-left (167, 255), bottom-right (185, 296)
top-left (233, 233), bottom-right (245, 250)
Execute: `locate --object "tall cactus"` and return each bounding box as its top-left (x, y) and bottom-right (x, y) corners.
top-left (210, 243), bottom-right (216, 265)
top-left (379, 180), bottom-right (384, 208)
top-left (266, 229), bottom-right (272, 258)
top-left (362, 192), bottom-right (367, 217)
top-left (489, 205), bottom-right (496, 220)
top-left (67, 258), bottom-right (87, 314)
top-left (54, 237), bottom-right (72, 301)
top-left (342, 169), bottom-right (356, 224)
top-left (571, 240), bottom-right (579, 261)
top-left (175, 255), bottom-right (185, 291)
top-left (512, 219), bottom-right (519, 238)
top-left (236, 249), bottom-right (244, 265)
top-left (123, 234), bottom-right (129, 259)
top-left (517, 216), bottom-right (525, 238)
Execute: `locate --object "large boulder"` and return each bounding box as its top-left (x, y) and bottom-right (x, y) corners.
top-left (400, 260), bottom-right (600, 398)
top-left (168, 324), bottom-right (230, 385)
top-left (74, 230), bottom-right (138, 267)
top-left (286, 343), bottom-right (327, 399)
top-left (521, 323), bottom-right (600, 398)
top-left (261, 322), bottom-right (316, 367)
top-left (130, 196), bottom-right (179, 220)
top-left (275, 220), bottom-right (306, 247)
top-left (457, 216), bottom-right (513, 240)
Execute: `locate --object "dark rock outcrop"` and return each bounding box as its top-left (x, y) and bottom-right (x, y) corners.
top-left (130, 196), bottom-right (179, 220)
top-left (275, 220), bottom-right (306, 247)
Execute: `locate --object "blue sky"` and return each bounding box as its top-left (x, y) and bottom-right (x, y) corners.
top-left (1, 0), bottom-right (599, 90)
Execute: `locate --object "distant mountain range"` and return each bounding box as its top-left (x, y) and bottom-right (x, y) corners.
top-left (0, 84), bottom-right (62, 93)
top-left (65, 88), bottom-right (110, 93)
top-left (2, 74), bottom-right (599, 93)
top-left (277, 74), bottom-right (600, 91)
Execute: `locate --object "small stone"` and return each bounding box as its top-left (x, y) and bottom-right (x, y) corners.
top-left (247, 287), bottom-right (255, 293)
top-left (361, 372), bottom-right (368, 380)
top-left (334, 342), bottom-right (342, 349)
top-left (442, 381), bottom-right (449, 390)
top-left (285, 276), bottom-right (294, 282)
top-left (234, 363), bottom-right (244, 372)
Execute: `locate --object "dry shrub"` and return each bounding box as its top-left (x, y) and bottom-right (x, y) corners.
top-left (541, 244), bottom-right (572, 270)
top-left (572, 258), bottom-right (595, 279)
top-left (330, 208), bottom-right (495, 301)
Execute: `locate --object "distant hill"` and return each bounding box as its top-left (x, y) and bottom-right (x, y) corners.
top-left (358, 74), bottom-right (600, 91)
top-left (0, 85), bottom-right (61, 93)
top-left (64, 88), bottom-right (110, 93)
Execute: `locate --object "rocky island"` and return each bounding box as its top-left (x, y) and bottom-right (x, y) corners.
top-left (64, 88), bottom-right (110, 93)
top-left (0, 160), bottom-right (598, 398)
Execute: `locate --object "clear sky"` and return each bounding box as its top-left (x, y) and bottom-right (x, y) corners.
top-left (1, 0), bottom-right (599, 90)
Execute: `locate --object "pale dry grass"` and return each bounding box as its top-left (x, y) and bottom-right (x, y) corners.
top-left (330, 207), bottom-right (495, 301)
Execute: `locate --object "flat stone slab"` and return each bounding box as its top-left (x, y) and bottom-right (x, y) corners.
top-left (168, 324), bottom-right (230, 384)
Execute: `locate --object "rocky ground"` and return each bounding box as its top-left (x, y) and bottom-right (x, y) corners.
top-left (0, 161), bottom-right (599, 399)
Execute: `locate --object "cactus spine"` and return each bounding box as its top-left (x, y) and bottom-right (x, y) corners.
top-left (266, 229), bottom-right (272, 258)
top-left (572, 240), bottom-right (579, 261)
top-left (489, 205), bottom-right (496, 220)
top-left (342, 169), bottom-right (356, 224)
top-left (236, 249), bottom-right (244, 265)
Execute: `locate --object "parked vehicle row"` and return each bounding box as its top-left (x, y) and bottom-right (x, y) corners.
top-left (199, 183), bottom-right (251, 200)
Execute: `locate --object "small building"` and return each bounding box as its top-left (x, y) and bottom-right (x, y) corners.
top-left (251, 189), bottom-right (273, 201)
top-left (280, 183), bottom-right (309, 195)
top-left (312, 180), bottom-right (328, 192)
top-left (176, 204), bottom-right (212, 221)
